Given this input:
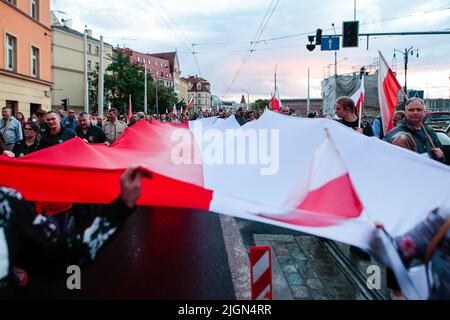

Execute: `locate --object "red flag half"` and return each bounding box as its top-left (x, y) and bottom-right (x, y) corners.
top-left (378, 51), bottom-right (402, 134)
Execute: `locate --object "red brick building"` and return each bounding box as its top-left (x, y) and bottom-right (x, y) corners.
top-left (128, 49), bottom-right (174, 90)
top-left (281, 99), bottom-right (323, 117)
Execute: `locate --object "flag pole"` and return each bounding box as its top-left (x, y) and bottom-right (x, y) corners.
top-left (358, 103), bottom-right (363, 128)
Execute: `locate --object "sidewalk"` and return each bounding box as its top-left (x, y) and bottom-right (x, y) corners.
top-left (254, 234), bottom-right (390, 300)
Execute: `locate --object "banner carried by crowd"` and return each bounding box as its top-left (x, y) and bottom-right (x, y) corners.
top-left (1, 108), bottom-right (449, 299)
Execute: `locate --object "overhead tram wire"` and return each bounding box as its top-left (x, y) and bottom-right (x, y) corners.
top-left (144, 0), bottom-right (191, 51)
top-left (144, 0), bottom-right (202, 76)
top-left (104, 6), bottom-right (450, 49)
top-left (252, 6), bottom-right (450, 45)
top-left (152, 0), bottom-right (202, 76)
top-left (225, 0), bottom-right (280, 94)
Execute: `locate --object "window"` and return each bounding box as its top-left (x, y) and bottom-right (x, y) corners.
top-left (154, 61), bottom-right (157, 66)
top-left (160, 62), bottom-right (163, 68)
top-left (143, 58), bottom-right (146, 64)
top-left (30, 0), bottom-right (39, 20)
top-left (137, 57), bottom-right (140, 63)
top-left (95, 62), bottom-right (99, 71)
top-left (88, 44), bottom-right (91, 54)
top-left (197, 83), bottom-right (201, 91)
top-left (87, 60), bottom-right (92, 71)
top-left (96, 46), bottom-right (99, 55)
top-left (6, 0), bottom-right (17, 6)
top-left (5, 34), bottom-right (17, 71)
top-left (31, 46), bottom-right (39, 77)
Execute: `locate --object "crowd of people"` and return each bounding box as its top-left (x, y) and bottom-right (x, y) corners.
top-left (0, 96), bottom-right (448, 299)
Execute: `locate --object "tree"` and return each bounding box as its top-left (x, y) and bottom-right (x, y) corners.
top-left (91, 49), bottom-right (178, 115)
top-left (253, 99), bottom-right (269, 112)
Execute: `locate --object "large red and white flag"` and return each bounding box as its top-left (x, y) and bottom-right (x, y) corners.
top-left (378, 51), bottom-right (402, 134)
top-left (269, 88), bottom-right (282, 112)
top-left (351, 75), bottom-right (365, 114)
top-left (1, 110), bottom-right (449, 299)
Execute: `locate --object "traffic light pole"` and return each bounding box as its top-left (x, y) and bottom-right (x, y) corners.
top-left (311, 30), bottom-right (450, 51)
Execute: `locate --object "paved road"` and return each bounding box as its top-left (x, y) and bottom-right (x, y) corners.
top-left (26, 207), bottom-right (236, 300)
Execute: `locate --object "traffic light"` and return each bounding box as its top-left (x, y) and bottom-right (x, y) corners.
top-left (342, 21), bottom-right (359, 47)
top-left (315, 29), bottom-right (322, 45)
top-left (61, 99), bottom-right (69, 110)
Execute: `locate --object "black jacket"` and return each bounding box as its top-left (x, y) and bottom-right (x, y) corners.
top-left (75, 125), bottom-right (107, 144)
top-left (12, 140), bottom-right (40, 158)
top-left (0, 186), bottom-right (134, 298)
top-left (338, 118), bottom-right (374, 137)
top-left (38, 127), bottom-right (76, 150)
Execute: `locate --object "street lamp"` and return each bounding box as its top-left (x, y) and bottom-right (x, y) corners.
top-left (241, 89), bottom-right (250, 110)
top-left (394, 47), bottom-right (419, 94)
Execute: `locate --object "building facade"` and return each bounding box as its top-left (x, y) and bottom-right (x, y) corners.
top-left (0, 0), bottom-right (52, 118)
top-left (51, 18), bottom-right (113, 113)
top-left (179, 77), bottom-right (188, 104)
top-left (183, 76), bottom-right (211, 111)
top-left (129, 50), bottom-right (174, 90)
top-left (151, 52), bottom-right (181, 97)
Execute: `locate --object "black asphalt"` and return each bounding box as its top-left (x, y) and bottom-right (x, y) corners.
top-left (25, 207), bottom-right (236, 300)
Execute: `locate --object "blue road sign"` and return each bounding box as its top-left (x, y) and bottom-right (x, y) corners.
top-left (321, 36), bottom-right (340, 51)
top-left (408, 90), bottom-right (424, 99)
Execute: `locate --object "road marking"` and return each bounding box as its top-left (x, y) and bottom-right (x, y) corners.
top-left (219, 214), bottom-right (251, 300)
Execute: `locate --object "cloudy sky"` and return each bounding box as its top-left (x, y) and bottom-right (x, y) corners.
top-left (52, 0), bottom-right (450, 102)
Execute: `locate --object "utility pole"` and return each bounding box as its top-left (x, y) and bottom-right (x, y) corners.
top-left (332, 23), bottom-right (337, 77)
top-left (84, 26), bottom-right (89, 113)
top-left (144, 62), bottom-right (148, 114)
top-left (394, 47), bottom-right (419, 95)
top-left (274, 63), bottom-right (279, 94)
top-left (307, 68), bottom-right (310, 115)
top-left (155, 77), bottom-right (159, 114)
top-left (98, 35), bottom-right (104, 117)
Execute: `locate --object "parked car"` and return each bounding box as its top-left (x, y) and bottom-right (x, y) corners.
top-left (435, 129), bottom-right (450, 165)
top-left (424, 112), bottom-right (450, 130)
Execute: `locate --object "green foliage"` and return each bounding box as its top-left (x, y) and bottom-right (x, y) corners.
top-left (91, 50), bottom-right (178, 115)
top-left (253, 99), bottom-right (269, 111)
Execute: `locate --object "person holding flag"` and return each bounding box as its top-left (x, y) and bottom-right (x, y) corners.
top-left (335, 96), bottom-right (374, 137)
top-left (384, 98), bottom-right (444, 162)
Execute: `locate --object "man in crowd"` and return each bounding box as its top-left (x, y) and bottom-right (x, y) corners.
top-left (335, 96), bottom-right (374, 137)
top-left (102, 108), bottom-right (128, 144)
top-left (373, 111), bottom-right (406, 140)
top-left (281, 106), bottom-right (290, 116)
top-left (0, 107), bottom-right (23, 151)
top-left (96, 115), bottom-right (104, 129)
top-left (128, 113), bottom-right (139, 127)
top-left (384, 98), bottom-right (444, 162)
top-left (61, 110), bottom-right (78, 130)
top-left (235, 107), bottom-right (247, 126)
top-left (76, 112), bottom-right (107, 144)
top-left (35, 109), bottom-right (49, 136)
top-left (38, 111), bottom-right (77, 150)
